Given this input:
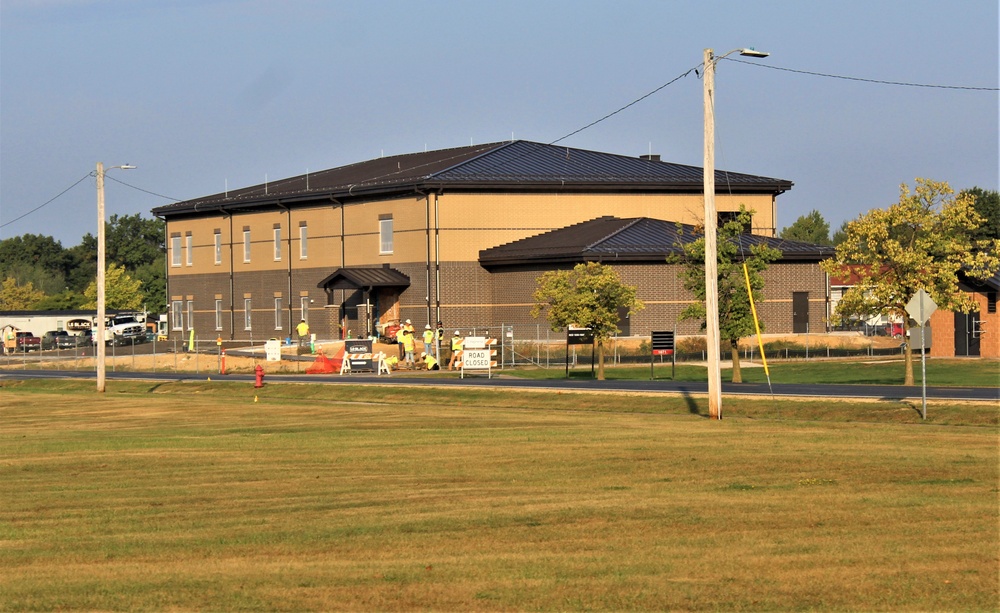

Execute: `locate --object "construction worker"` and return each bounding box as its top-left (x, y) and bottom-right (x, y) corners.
top-left (448, 330), bottom-right (463, 370)
top-left (296, 319), bottom-right (310, 348)
top-left (422, 324), bottom-right (434, 353)
top-left (400, 329), bottom-right (416, 368)
top-left (421, 351), bottom-right (439, 370)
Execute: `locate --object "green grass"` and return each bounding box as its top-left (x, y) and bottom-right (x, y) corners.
top-left (1, 379), bottom-right (997, 611)
top-left (509, 356), bottom-right (1000, 387)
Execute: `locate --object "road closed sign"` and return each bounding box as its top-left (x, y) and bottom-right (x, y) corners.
top-left (462, 349), bottom-right (491, 369)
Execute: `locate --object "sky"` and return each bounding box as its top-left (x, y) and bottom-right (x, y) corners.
top-left (1, 0), bottom-right (997, 248)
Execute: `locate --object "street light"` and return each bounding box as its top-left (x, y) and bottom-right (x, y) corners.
top-left (96, 162), bottom-right (135, 393)
top-left (703, 47), bottom-right (769, 419)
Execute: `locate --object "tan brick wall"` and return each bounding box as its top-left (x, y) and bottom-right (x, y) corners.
top-left (929, 291), bottom-right (999, 358)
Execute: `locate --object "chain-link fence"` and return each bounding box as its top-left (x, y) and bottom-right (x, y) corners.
top-left (1, 325), bottom-right (910, 374)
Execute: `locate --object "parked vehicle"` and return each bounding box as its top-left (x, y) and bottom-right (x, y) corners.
top-left (75, 330), bottom-right (94, 346)
top-left (41, 330), bottom-right (77, 350)
top-left (104, 315), bottom-right (147, 346)
top-left (15, 331), bottom-right (41, 352)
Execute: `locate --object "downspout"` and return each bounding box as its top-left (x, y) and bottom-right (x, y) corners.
top-left (434, 191), bottom-right (442, 324)
top-left (279, 201), bottom-right (293, 332)
top-left (419, 190), bottom-right (432, 327)
top-left (226, 207), bottom-right (235, 340)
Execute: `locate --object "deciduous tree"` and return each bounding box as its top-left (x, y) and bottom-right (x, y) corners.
top-left (669, 207), bottom-right (781, 383)
top-left (82, 264), bottom-right (145, 311)
top-left (821, 179), bottom-right (1000, 385)
top-left (0, 277), bottom-right (45, 310)
top-left (531, 262), bottom-right (644, 380)
top-left (780, 210), bottom-right (832, 245)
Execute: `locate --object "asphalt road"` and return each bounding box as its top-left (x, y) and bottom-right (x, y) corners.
top-left (2, 368), bottom-right (996, 403)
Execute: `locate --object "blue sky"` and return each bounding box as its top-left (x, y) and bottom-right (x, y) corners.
top-left (1, 0), bottom-right (997, 247)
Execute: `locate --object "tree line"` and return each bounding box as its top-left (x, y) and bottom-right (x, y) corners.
top-left (0, 213), bottom-right (164, 312)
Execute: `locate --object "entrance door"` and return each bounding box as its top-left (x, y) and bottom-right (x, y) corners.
top-left (792, 292), bottom-right (809, 334)
top-left (616, 306), bottom-right (631, 337)
top-left (954, 312), bottom-right (981, 356)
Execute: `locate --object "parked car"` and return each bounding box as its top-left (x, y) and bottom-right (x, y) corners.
top-left (41, 330), bottom-right (77, 350)
top-left (15, 331), bottom-right (41, 352)
top-left (75, 330), bottom-right (95, 346)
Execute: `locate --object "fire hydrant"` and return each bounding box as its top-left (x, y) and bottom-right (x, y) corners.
top-left (254, 364), bottom-right (265, 388)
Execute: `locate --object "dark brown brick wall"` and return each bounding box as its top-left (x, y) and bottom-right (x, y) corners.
top-left (166, 259), bottom-right (829, 341)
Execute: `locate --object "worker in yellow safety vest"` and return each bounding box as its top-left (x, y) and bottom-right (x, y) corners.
top-left (421, 351), bottom-right (439, 370)
top-left (448, 331), bottom-right (463, 370)
top-left (422, 324), bottom-right (434, 353)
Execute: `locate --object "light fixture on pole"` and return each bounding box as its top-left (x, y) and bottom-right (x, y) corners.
top-left (95, 162), bottom-right (136, 393)
top-left (702, 47), bottom-right (769, 420)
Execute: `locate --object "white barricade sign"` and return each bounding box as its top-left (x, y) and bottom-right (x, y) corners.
top-left (265, 339), bottom-right (282, 362)
top-left (460, 336), bottom-right (494, 378)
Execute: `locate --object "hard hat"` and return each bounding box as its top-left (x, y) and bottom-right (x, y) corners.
top-left (421, 352), bottom-right (426, 356)
top-left (454, 330), bottom-right (460, 335)
top-left (405, 319), bottom-right (411, 324)
top-left (425, 324), bottom-right (431, 329)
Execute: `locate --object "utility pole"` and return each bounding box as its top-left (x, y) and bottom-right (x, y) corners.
top-left (702, 47), bottom-right (770, 420)
top-left (96, 162), bottom-right (107, 393)
top-left (95, 162), bottom-right (135, 393)
top-left (703, 48), bottom-right (723, 419)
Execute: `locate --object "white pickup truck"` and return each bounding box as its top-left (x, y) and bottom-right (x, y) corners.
top-left (103, 314), bottom-right (147, 346)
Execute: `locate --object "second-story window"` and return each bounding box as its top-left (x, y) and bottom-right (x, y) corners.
top-left (274, 226), bottom-right (282, 261)
top-left (243, 229), bottom-right (251, 263)
top-left (379, 216), bottom-right (393, 254)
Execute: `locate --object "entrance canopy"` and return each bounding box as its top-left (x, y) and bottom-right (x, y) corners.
top-left (317, 267), bottom-right (410, 292)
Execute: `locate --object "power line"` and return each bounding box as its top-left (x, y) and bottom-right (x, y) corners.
top-left (0, 173), bottom-right (92, 231)
top-left (726, 57), bottom-right (999, 91)
top-left (105, 174), bottom-right (181, 202)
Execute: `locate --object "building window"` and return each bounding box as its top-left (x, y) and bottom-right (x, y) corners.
top-left (171, 300), bottom-right (183, 330)
top-left (185, 234), bottom-right (193, 266)
top-left (186, 300), bottom-right (194, 331)
top-left (274, 227), bottom-right (282, 261)
top-left (299, 224), bottom-right (308, 259)
top-left (244, 299), bottom-right (252, 331)
top-left (274, 297), bottom-right (283, 330)
top-left (215, 299), bottom-right (223, 330)
top-left (243, 230), bottom-right (251, 263)
top-left (988, 291), bottom-right (997, 314)
top-left (300, 296), bottom-right (309, 323)
top-left (171, 236), bottom-right (182, 267)
top-left (379, 217), bottom-right (393, 254)
top-left (214, 232), bottom-right (222, 265)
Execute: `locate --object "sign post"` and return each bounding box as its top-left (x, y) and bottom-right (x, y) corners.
top-left (566, 327), bottom-right (594, 379)
top-left (651, 331), bottom-right (676, 380)
top-left (906, 289), bottom-right (938, 420)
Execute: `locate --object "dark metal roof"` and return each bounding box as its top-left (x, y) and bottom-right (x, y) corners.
top-left (479, 216), bottom-right (835, 268)
top-left (152, 141), bottom-right (792, 217)
top-left (317, 267), bottom-right (410, 291)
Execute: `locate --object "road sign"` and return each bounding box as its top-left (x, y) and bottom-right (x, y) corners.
top-left (906, 289), bottom-right (938, 325)
top-left (651, 331), bottom-right (675, 356)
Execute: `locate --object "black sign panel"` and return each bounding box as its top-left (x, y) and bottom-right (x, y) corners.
top-left (567, 328), bottom-right (594, 345)
top-left (345, 338), bottom-right (375, 371)
top-left (651, 331), bottom-right (675, 356)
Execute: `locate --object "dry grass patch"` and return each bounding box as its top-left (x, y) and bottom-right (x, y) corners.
top-left (1, 383), bottom-right (997, 611)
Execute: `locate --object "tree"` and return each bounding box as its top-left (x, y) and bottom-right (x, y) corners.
top-left (961, 187), bottom-right (1000, 241)
top-left (0, 277), bottom-right (45, 310)
top-left (780, 210), bottom-right (832, 245)
top-left (669, 207), bottom-right (782, 383)
top-left (82, 264), bottom-right (145, 311)
top-left (531, 262), bottom-right (644, 380)
top-left (821, 178), bottom-right (1000, 385)
top-left (831, 220), bottom-right (851, 247)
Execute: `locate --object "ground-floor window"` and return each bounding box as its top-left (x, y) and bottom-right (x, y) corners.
top-left (186, 300), bottom-right (195, 331)
top-left (274, 297), bottom-right (283, 330)
top-left (300, 296), bottom-right (309, 323)
top-left (244, 299), bottom-right (252, 331)
top-left (171, 300), bottom-right (183, 330)
top-left (215, 299), bottom-right (223, 331)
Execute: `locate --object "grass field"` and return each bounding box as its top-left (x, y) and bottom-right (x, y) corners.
top-left (1, 379), bottom-right (997, 611)
top-left (513, 357), bottom-right (1000, 387)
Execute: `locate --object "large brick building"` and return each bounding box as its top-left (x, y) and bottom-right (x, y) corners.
top-left (152, 140), bottom-right (821, 341)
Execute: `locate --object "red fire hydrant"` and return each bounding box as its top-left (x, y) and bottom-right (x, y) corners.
top-left (254, 364), bottom-right (265, 388)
